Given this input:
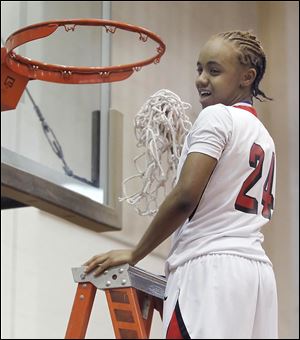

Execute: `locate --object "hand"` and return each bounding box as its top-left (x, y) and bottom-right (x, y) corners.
top-left (83, 249), bottom-right (137, 277)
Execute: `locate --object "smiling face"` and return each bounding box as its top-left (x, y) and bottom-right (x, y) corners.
top-left (196, 37), bottom-right (256, 108)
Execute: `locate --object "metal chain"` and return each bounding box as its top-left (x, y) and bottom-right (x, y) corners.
top-left (1, 37), bottom-right (94, 185)
top-left (2, 36), bottom-right (93, 185)
top-left (24, 89), bottom-right (93, 185)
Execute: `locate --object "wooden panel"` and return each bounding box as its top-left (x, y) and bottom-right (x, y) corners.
top-left (1, 159), bottom-right (119, 232)
top-left (1, 109), bottom-right (123, 232)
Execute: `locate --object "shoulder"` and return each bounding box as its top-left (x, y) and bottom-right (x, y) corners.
top-left (188, 104), bottom-right (233, 148)
top-left (193, 104), bottom-right (232, 129)
top-left (200, 103), bottom-right (230, 115)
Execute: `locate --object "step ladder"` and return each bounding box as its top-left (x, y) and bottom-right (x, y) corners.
top-left (65, 264), bottom-right (166, 339)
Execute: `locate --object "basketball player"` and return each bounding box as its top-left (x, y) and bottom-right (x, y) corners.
top-left (83, 31), bottom-right (278, 339)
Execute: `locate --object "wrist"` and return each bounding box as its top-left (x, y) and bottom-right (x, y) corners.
top-left (132, 247), bottom-right (144, 265)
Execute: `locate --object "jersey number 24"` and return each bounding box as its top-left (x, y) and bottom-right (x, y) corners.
top-left (235, 142), bottom-right (275, 220)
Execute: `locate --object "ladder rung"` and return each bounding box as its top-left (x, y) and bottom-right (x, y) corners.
top-left (109, 303), bottom-right (134, 311)
top-left (115, 321), bottom-right (143, 330)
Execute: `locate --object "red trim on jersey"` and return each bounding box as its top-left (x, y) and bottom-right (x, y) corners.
top-left (233, 105), bottom-right (258, 117)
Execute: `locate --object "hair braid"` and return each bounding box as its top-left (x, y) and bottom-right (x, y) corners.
top-left (217, 31), bottom-right (273, 102)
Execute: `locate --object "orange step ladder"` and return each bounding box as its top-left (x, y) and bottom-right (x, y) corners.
top-left (65, 264), bottom-right (166, 339)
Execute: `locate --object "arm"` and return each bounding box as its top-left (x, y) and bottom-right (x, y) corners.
top-left (84, 152), bottom-right (217, 276)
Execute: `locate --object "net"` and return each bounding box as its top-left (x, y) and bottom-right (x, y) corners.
top-left (119, 89), bottom-right (192, 216)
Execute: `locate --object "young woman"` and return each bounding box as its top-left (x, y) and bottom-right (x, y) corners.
top-left (84, 31), bottom-right (277, 339)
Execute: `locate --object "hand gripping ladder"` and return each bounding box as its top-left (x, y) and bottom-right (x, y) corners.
top-left (65, 264), bottom-right (166, 339)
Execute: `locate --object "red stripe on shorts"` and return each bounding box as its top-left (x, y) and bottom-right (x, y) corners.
top-left (166, 301), bottom-right (190, 339)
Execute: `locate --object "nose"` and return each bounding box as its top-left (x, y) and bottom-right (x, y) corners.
top-left (196, 71), bottom-right (209, 88)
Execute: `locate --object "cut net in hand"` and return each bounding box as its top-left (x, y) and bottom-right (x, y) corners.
top-left (119, 89), bottom-right (192, 216)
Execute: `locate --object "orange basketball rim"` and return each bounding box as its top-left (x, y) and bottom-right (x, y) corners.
top-left (1, 19), bottom-right (166, 111)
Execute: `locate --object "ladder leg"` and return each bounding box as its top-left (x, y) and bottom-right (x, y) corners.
top-left (136, 290), bottom-right (155, 337)
top-left (105, 287), bottom-right (154, 339)
top-left (65, 282), bottom-right (97, 339)
top-left (153, 296), bottom-right (163, 320)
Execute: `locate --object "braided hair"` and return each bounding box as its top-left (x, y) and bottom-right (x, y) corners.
top-left (216, 30), bottom-right (272, 102)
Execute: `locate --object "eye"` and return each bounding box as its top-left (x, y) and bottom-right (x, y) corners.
top-left (197, 67), bottom-right (203, 75)
top-left (210, 68), bottom-right (220, 75)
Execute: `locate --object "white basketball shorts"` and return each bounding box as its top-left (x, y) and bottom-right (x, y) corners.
top-left (163, 254), bottom-right (278, 339)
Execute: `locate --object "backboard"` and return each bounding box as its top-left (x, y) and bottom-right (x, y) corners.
top-left (1, 1), bottom-right (122, 232)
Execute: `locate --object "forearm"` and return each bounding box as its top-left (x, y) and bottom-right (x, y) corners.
top-left (132, 185), bottom-right (194, 263)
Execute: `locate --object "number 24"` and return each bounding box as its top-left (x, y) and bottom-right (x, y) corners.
top-left (235, 143), bottom-right (275, 220)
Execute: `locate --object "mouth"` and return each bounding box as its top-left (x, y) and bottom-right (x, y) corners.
top-left (199, 90), bottom-right (212, 100)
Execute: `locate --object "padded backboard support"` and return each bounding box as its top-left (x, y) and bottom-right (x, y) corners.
top-left (1, 48), bottom-right (29, 111)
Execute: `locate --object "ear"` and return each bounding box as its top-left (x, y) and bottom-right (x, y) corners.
top-left (240, 68), bottom-right (257, 88)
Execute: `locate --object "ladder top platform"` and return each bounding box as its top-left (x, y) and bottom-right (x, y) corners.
top-left (72, 264), bottom-right (167, 300)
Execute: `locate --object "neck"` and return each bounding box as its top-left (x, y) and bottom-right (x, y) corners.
top-left (236, 99), bottom-right (253, 105)
top-left (231, 94), bottom-right (253, 106)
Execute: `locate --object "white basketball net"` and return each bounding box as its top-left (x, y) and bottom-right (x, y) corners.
top-left (119, 89), bottom-right (192, 216)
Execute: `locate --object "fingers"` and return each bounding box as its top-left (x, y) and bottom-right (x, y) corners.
top-left (83, 254), bottom-right (108, 274)
top-left (82, 249), bottom-right (132, 277)
top-left (91, 259), bottom-right (111, 277)
top-left (83, 254), bottom-right (102, 267)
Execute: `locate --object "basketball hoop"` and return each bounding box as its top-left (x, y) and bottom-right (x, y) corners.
top-left (3, 19), bottom-right (166, 84)
top-left (1, 19), bottom-right (166, 110)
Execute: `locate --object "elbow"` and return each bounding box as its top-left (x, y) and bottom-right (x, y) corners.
top-left (172, 186), bottom-right (200, 215)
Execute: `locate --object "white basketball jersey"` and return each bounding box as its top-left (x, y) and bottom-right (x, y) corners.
top-left (165, 103), bottom-right (276, 275)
